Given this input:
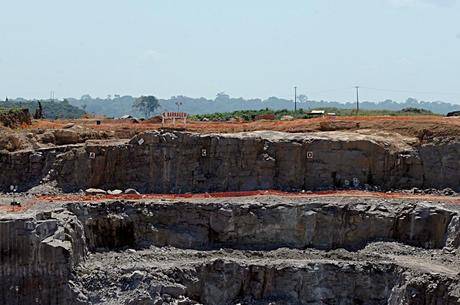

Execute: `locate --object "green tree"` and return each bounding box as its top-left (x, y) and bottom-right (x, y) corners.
top-left (215, 92), bottom-right (230, 102)
top-left (297, 94), bottom-right (308, 103)
top-left (133, 95), bottom-right (160, 118)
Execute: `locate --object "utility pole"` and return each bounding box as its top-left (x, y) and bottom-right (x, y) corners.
top-left (175, 101), bottom-right (182, 112)
top-left (294, 86), bottom-right (297, 112)
top-left (355, 86), bottom-right (360, 115)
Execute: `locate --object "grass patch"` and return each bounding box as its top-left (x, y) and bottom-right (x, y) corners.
top-left (190, 107), bottom-right (437, 121)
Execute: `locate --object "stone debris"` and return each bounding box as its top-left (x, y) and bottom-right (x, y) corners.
top-left (108, 189), bottom-right (123, 195)
top-left (84, 188), bottom-right (107, 195)
top-left (124, 188), bottom-right (140, 195)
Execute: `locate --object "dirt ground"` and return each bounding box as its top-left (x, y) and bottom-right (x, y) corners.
top-left (1, 190), bottom-right (459, 215)
top-left (28, 115), bottom-right (460, 139)
top-left (1, 115), bottom-right (457, 152)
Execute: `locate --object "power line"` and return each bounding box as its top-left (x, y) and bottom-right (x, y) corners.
top-left (355, 86), bottom-right (359, 114)
top-left (294, 86), bottom-right (297, 112)
top-left (304, 86), bottom-right (460, 98)
top-left (307, 87), bottom-right (352, 95)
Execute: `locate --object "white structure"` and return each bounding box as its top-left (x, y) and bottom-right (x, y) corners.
top-left (309, 110), bottom-right (325, 116)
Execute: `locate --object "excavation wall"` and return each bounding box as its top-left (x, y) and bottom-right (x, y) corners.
top-left (69, 198), bottom-right (460, 251)
top-left (174, 260), bottom-right (459, 305)
top-left (0, 210), bottom-right (86, 305)
top-left (1, 131), bottom-right (459, 193)
top-left (1, 198), bottom-right (459, 305)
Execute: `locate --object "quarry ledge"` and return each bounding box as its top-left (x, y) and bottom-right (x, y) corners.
top-left (1, 129), bottom-right (460, 193)
top-left (1, 195), bottom-right (460, 305)
top-left (76, 247), bottom-right (460, 305)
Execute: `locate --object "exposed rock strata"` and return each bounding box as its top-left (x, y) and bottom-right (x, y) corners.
top-left (1, 197), bottom-right (459, 304)
top-left (77, 247), bottom-right (460, 305)
top-left (68, 197), bottom-right (459, 251)
top-left (1, 131), bottom-right (459, 193)
top-left (0, 209), bottom-right (86, 305)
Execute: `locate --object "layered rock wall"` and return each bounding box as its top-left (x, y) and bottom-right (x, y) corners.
top-left (1, 198), bottom-right (459, 305)
top-left (0, 145), bottom-right (80, 192)
top-left (0, 210), bottom-right (86, 305)
top-left (176, 260), bottom-right (459, 305)
top-left (68, 198), bottom-right (460, 251)
top-left (182, 260), bottom-right (399, 305)
top-left (1, 131), bottom-right (459, 193)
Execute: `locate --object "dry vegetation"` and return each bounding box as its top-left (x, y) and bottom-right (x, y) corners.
top-left (28, 115), bottom-right (460, 139)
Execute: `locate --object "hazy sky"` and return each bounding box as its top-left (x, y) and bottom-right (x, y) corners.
top-left (1, 0), bottom-right (459, 103)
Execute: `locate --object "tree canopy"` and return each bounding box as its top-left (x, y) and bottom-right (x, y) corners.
top-left (132, 96), bottom-right (160, 118)
top-left (0, 99), bottom-right (85, 119)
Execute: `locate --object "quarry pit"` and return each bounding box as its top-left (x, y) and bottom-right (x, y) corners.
top-left (1, 127), bottom-right (459, 305)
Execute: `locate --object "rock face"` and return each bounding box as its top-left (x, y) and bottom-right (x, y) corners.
top-left (0, 210), bottom-right (86, 305)
top-left (176, 260), bottom-right (459, 305)
top-left (76, 249), bottom-right (460, 305)
top-left (1, 197), bottom-right (459, 305)
top-left (0, 130), bottom-right (459, 193)
top-left (68, 197), bottom-right (459, 252)
top-left (2, 129), bottom-right (460, 305)
top-left (180, 260), bottom-right (400, 305)
top-left (0, 145), bottom-right (76, 192)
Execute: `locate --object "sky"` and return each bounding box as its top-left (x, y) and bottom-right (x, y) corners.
top-left (0, 0), bottom-right (459, 103)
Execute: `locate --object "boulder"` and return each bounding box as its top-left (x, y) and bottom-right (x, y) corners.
top-left (108, 189), bottom-right (123, 195)
top-left (53, 129), bottom-right (81, 145)
top-left (85, 188), bottom-right (107, 195)
top-left (40, 131), bottom-right (56, 144)
top-left (124, 188), bottom-right (140, 195)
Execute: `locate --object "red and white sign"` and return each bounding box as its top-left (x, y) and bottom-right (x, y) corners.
top-left (163, 112), bottom-right (188, 119)
top-left (162, 112), bottom-right (188, 126)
